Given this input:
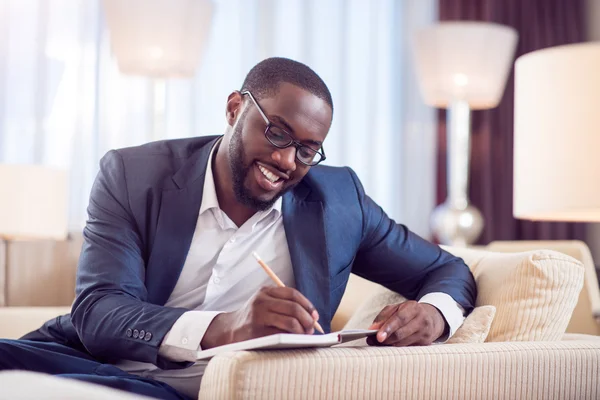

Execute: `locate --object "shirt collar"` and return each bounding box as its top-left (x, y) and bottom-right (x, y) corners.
top-left (199, 140), bottom-right (282, 216)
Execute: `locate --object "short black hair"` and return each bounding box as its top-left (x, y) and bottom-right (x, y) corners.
top-left (240, 57), bottom-right (333, 113)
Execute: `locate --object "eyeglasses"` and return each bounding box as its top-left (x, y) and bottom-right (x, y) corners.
top-left (241, 90), bottom-right (326, 166)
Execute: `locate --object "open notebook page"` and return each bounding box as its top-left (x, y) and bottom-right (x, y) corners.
top-left (195, 329), bottom-right (378, 360)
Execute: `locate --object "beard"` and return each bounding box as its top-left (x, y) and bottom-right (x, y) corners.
top-left (228, 114), bottom-right (292, 211)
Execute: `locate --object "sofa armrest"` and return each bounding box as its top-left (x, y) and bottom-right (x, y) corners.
top-left (0, 307), bottom-right (70, 339)
top-left (199, 341), bottom-right (600, 400)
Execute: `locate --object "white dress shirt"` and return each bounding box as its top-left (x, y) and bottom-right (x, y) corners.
top-left (115, 142), bottom-right (465, 398)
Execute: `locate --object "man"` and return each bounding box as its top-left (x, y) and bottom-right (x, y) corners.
top-left (0, 58), bottom-right (476, 399)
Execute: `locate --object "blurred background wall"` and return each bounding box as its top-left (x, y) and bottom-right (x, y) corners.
top-left (0, 0), bottom-right (438, 239)
top-left (0, 0), bottom-right (599, 258)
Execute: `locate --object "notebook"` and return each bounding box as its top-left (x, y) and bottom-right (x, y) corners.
top-left (195, 329), bottom-right (378, 360)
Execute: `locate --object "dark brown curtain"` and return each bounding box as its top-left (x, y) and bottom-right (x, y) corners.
top-left (436, 0), bottom-right (588, 243)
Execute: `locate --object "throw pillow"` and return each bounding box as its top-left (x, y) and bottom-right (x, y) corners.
top-left (445, 247), bottom-right (585, 342)
top-left (446, 305), bottom-right (495, 344)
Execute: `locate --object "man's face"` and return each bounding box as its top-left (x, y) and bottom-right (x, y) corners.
top-left (228, 83), bottom-right (332, 211)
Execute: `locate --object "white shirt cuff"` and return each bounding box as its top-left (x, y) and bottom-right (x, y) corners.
top-left (158, 311), bottom-right (222, 362)
top-left (418, 292), bottom-right (466, 342)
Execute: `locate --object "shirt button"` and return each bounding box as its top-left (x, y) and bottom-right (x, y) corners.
top-left (139, 330), bottom-right (145, 339)
top-left (213, 277), bottom-right (220, 284)
top-left (133, 329), bottom-right (139, 339)
top-left (229, 237), bottom-right (236, 244)
top-left (144, 332), bottom-right (152, 341)
top-left (182, 337), bottom-right (188, 345)
top-left (126, 328), bottom-right (132, 338)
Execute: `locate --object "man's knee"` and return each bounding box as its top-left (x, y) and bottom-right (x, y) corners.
top-left (0, 339), bottom-right (20, 370)
top-left (0, 338), bottom-right (15, 353)
top-left (0, 339), bottom-right (102, 376)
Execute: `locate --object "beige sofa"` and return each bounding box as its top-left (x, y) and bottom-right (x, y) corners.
top-left (1, 241), bottom-right (600, 399)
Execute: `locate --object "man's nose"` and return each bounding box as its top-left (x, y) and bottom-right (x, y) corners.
top-left (272, 146), bottom-right (297, 173)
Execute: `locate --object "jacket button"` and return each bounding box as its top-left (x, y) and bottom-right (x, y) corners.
top-left (139, 330), bottom-right (145, 339)
top-left (133, 329), bottom-right (139, 339)
top-left (144, 332), bottom-right (152, 341)
top-left (126, 328), bottom-right (132, 338)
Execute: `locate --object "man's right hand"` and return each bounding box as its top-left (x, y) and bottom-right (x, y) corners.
top-left (200, 286), bottom-right (320, 349)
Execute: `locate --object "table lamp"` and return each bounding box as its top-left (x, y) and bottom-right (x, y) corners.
top-left (513, 42), bottom-right (600, 222)
top-left (412, 22), bottom-right (518, 246)
top-left (0, 165), bottom-right (68, 306)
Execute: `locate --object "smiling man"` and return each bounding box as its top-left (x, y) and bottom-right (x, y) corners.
top-left (214, 83), bottom-right (331, 226)
top-left (0, 58), bottom-right (476, 400)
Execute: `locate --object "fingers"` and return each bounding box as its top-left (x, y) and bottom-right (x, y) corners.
top-left (369, 304), bottom-right (399, 329)
top-left (263, 287), bottom-right (319, 320)
top-left (253, 287), bottom-right (319, 335)
top-left (381, 317), bottom-right (422, 346)
top-left (375, 302), bottom-right (419, 343)
top-left (262, 312), bottom-right (314, 335)
top-left (366, 302), bottom-right (446, 347)
top-left (230, 287), bottom-right (322, 342)
top-left (265, 299), bottom-right (317, 333)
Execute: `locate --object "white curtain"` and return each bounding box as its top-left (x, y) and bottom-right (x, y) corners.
top-left (0, 0), bottom-right (438, 238)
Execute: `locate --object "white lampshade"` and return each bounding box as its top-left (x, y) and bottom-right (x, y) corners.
top-left (514, 42), bottom-right (600, 222)
top-left (0, 165), bottom-right (68, 240)
top-left (412, 22), bottom-right (518, 109)
top-left (102, 0), bottom-right (215, 78)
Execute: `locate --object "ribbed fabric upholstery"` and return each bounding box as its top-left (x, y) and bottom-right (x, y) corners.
top-left (199, 340), bottom-right (600, 400)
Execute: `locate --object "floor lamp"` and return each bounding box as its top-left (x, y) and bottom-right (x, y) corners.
top-left (102, 0), bottom-right (215, 140)
top-left (412, 22), bottom-right (518, 246)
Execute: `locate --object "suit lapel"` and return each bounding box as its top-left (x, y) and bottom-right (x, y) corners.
top-left (283, 186), bottom-right (332, 333)
top-left (145, 137), bottom-right (220, 305)
top-left (145, 137), bottom-right (333, 322)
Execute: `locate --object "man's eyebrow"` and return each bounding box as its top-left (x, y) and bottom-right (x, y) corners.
top-left (271, 115), bottom-right (295, 133)
top-left (271, 115), bottom-right (322, 146)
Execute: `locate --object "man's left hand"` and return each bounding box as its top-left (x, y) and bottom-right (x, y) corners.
top-left (367, 301), bottom-right (446, 346)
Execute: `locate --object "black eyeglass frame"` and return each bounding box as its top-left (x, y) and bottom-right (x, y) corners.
top-left (241, 90), bottom-right (326, 166)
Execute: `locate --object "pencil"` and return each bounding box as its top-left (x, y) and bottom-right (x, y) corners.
top-left (252, 251), bottom-right (325, 334)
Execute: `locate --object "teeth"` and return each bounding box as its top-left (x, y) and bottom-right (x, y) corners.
top-left (259, 165), bottom-right (279, 183)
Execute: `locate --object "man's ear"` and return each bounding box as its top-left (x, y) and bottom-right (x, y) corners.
top-left (225, 91), bottom-right (244, 127)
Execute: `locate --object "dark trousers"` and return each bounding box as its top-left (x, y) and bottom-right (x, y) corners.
top-left (0, 339), bottom-right (190, 400)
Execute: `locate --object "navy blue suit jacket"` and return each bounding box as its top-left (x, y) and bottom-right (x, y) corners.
top-left (28, 136), bottom-right (476, 369)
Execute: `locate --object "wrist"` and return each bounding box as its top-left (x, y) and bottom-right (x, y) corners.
top-left (422, 303), bottom-right (446, 340)
top-left (200, 312), bottom-right (232, 349)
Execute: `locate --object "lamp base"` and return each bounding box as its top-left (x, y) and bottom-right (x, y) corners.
top-left (431, 201), bottom-right (484, 247)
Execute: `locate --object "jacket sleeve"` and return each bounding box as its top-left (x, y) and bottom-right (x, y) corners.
top-left (71, 150), bottom-right (190, 369)
top-left (347, 168), bottom-right (477, 314)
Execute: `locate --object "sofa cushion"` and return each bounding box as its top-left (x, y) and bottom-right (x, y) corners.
top-left (342, 288), bottom-right (496, 344)
top-left (445, 247), bottom-right (585, 342)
